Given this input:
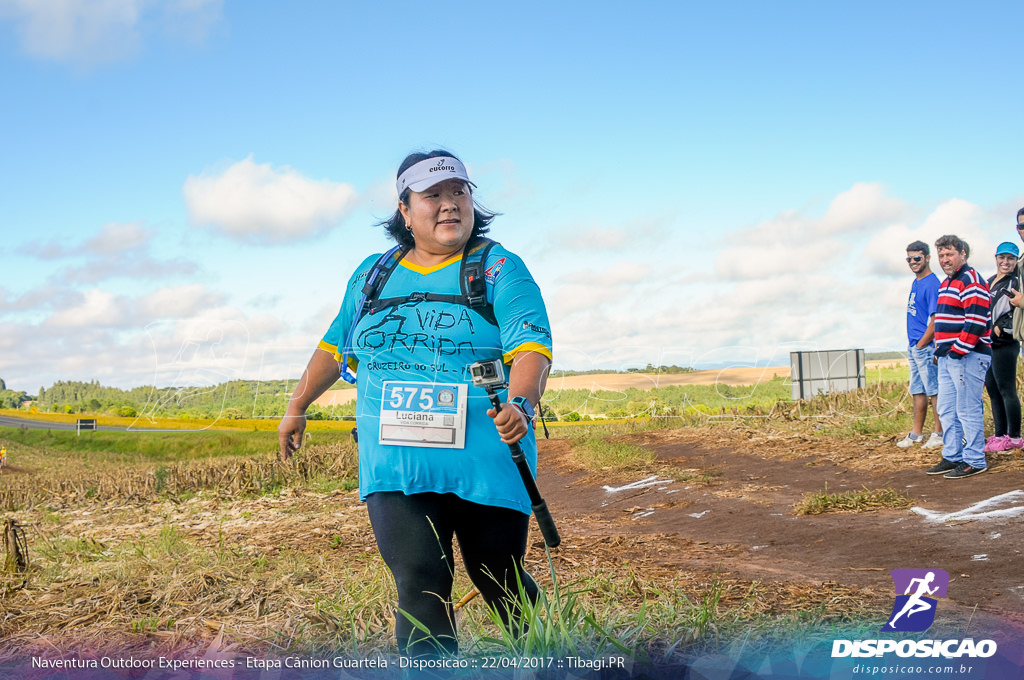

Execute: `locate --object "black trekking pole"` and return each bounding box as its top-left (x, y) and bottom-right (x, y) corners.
top-left (470, 360), bottom-right (560, 548)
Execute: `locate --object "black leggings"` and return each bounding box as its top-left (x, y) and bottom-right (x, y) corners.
top-left (984, 342), bottom-right (1021, 438)
top-left (366, 491), bottom-right (538, 658)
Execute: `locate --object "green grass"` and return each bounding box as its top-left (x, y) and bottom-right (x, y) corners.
top-left (568, 434), bottom-right (654, 472)
top-left (0, 427), bottom-right (346, 463)
top-left (542, 363), bottom-right (911, 421)
top-left (794, 485), bottom-right (914, 515)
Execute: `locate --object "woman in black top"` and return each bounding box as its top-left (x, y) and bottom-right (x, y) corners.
top-left (984, 241), bottom-right (1022, 452)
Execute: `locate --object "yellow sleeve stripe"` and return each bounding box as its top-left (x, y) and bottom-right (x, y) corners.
top-left (318, 340), bottom-right (342, 362)
top-left (502, 342), bottom-right (553, 365)
top-left (318, 340), bottom-right (359, 371)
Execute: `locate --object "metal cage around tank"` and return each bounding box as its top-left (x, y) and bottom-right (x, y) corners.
top-left (789, 349), bottom-right (866, 400)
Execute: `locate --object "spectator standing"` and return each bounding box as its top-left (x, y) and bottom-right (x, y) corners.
top-left (898, 241), bottom-right (943, 449)
top-left (927, 235), bottom-right (992, 479)
top-left (1007, 208), bottom-right (1024, 341)
top-left (983, 241), bottom-right (1022, 452)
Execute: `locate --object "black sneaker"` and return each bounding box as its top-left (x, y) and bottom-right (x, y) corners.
top-left (926, 459), bottom-right (958, 475)
top-left (944, 463), bottom-right (987, 479)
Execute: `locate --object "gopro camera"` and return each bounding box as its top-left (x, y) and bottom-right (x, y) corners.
top-left (469, 359), bottom-right (506, 389)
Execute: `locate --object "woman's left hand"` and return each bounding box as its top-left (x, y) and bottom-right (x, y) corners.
top-left (488, 403), bottom-right (529, 445)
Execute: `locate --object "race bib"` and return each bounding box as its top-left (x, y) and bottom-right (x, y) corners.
top-left (378, 381), bottom-right (468, 449)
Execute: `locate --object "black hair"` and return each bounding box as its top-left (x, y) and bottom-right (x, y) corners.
top-left (1017, 206), bottom-right (1024, 223)
top-left (377, 149), bottom-right (498, 249)
top-left (935, 234), bottom-right (966, 254)
top-left (906, 240), bottom-right (929, 256)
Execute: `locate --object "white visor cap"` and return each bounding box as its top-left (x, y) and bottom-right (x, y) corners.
top-left (396, 156), bottom-right (476, 196)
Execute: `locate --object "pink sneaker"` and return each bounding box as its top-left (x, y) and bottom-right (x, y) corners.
top-left (1006, 437), bottom-right (1024, 450)
top-left (984, 435), bottom-right (1012, 453)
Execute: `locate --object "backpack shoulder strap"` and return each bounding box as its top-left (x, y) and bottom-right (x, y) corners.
top-left (364, 238), bottom-right (500, 326)
top-left (360, 245), bottom-right (407, 313)
top-left (339, 245), bottom-right (406, 383)
top-left (461, 237), bottom-right (498, 325)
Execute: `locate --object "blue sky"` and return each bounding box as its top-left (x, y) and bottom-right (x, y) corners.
top-left (1, 1), bottom-right (1023, 392)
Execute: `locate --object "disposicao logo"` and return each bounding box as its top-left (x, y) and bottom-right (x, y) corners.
top-left (881, 568), bottom-right (948, 632)
top-left (831, 568), bottom-right (997, 659)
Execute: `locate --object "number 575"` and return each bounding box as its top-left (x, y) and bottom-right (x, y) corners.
top-left (389, 386), bottom-right (434, 410)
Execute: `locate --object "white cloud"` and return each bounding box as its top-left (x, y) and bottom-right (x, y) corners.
top-left (23, 221), bottom-right (152, 258)
top-left (558, 262), bottom-right (651, 286)
top-left (183, 156), bottom-right (359, 243)
top-left (864, 199), bottom-right (998, 276)
top-left (0, 0), bottom-right (221, 67)
top-left (56, 254), bottom-right (200, 284)
top-left (714, 240), bottom-right (842, 280)
top-left (919, 198), bottom-right (984, 236)
top-left (706, 183), bottom-right (907, 281)
top-left (45, 288), bottom-right (127, 328)
top-left (0, 284), bottom-right (77, 312)
top-left (542, 184), bottom-right (963, 371)
top-left (0, 283), bottom-right (309, 391)
top-left (84, 221), bottom-right (152, 253)
top-left (19, 240), bottom-right (73, 259)
top-left (819, 182), bottom-right (907, 235)
top-left (139, 283), bottom-right (225, 318)
top-left (18, 221), bottom-right (197, 283)
top-left (554, 222), bottom-right (663, 252)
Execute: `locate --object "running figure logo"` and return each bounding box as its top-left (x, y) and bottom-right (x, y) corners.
top-left (881, 568), bottom-right (949, 632)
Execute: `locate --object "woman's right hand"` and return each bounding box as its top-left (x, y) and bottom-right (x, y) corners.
top-left (1010, 288), bottom-right (1024, 308)
top-left (278, 411), bottom-right (307, 461)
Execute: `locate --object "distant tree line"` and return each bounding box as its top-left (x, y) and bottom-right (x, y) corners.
top-left (551, 364), bottom-right (695, 377)
top-left (27, 379), bottom-right (354, 420)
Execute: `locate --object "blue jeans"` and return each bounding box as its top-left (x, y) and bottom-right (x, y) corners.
top-left (937, 353), bottom-right (992, 468)
top-left (908, 344), bottom-right (938, 396)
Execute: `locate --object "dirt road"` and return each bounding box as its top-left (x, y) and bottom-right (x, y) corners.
top-left (537, 426), bottom-right (1024, 639)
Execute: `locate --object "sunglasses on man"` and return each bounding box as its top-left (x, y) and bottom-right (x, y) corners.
top-left (906, 256), bottom-right (924, 263)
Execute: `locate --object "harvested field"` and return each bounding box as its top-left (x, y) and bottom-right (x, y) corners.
top-left (2, 384), bottom-right (1023, 678)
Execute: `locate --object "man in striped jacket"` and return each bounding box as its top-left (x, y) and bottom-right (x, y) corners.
top-left (927, 234), bottom-right (992, 479)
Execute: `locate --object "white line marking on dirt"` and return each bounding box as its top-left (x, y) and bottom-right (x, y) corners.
top-left (688, 510), bottom-right (709, 519)
top-left (990, 532), bottom-right (1002, 539)
top-left (602, 476), bottom-right (671, 493)
top-left (972, 554), bottom-right (989, 561)
top-left (911, 490), bottom-right (1024, 523)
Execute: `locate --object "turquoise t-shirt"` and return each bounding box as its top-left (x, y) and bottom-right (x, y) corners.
top-left (319, 241), bottom-right (553, 515)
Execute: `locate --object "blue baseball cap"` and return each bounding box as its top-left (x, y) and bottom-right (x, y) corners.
top-left (995, 241), bottom-right (1019, 257)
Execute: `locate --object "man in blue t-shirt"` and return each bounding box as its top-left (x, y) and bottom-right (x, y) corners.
top-left (899, 240), bottom-right (943, 449)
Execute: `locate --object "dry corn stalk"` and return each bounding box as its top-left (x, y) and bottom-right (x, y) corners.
top-left (3, 518), bottom-right (28, 573)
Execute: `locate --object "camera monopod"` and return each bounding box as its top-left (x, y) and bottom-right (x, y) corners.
top-left (470, 359), bottom-right (561, 549)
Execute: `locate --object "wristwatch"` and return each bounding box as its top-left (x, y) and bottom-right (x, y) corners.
top-left (509, 396), bottom-right (536, 422)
